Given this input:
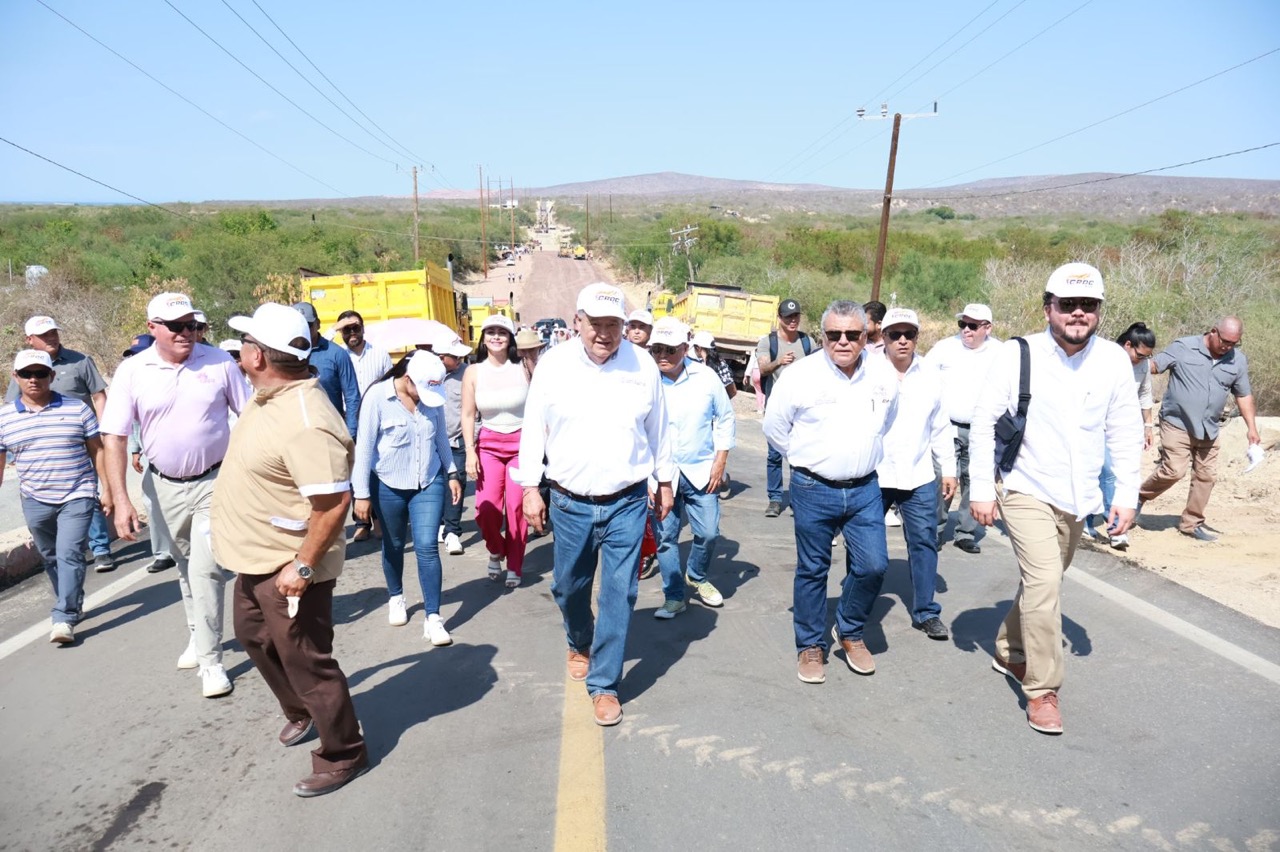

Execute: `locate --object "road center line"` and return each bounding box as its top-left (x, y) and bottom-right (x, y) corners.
top-left (553, 672), bottom-right (607, 852)
top-left (0, 566), bottom-right (152, 663)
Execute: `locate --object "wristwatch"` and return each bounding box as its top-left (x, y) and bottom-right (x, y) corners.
top-left (292, 559), bottom-right (314, 580)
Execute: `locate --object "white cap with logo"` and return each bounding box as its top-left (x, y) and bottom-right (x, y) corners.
top-left (148, 292), bottom-right (197, 322)
top-left (481, 314), bottom-right (516, 335)
top-left (882, 307), bottom-right (920, 329)
top-left (627, 309), bottom-right (654, 327)
top-left (14, 349), bottom-right (54, 372)
top-left (219, 339), bottom-right (242, 353)
top-left (438, 336), bottom-right (473, 358)
top-left (576, 283), bottom-right (627, 320)
top-left (407, 351), bottom-right (447, 408)
top-left (691, 330), bottom-right (716, 349)
top-left (1046, 263), bottom-right (1105, 299)
top-left (955, 303), bottom-right (993, 324)
top-left (24, 316), bottom-right (61, 336)
top-left (649, 317), bottom-right (690, 348)
top-left (227, 303), bottom-right (312, 360)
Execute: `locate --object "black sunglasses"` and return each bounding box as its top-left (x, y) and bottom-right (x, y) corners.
top-left (649, 344), bottom-right (681, 357)
top-left (16, 369), bottom-right (53, 380)
top-left (958, 320), bottom-right (987, 331)
top-left (159, 320), bottom-right (201, 334)
top-left (341, 324), bottom-right (364, 334)
top-left (823, 329), bottom-right (863, 343)
top-left (1054, 297), bottom-right (1101, 314)
top-left (886, 329), bottom-right (918, 342)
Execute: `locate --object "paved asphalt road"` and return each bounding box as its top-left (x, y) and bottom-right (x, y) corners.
top-left (1, 422), bottom-right (1278, 851)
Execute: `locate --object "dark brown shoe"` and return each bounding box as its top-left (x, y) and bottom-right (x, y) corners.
top-left (567, 649), bottom-right (589, 682)
top-left (831, 626), bottom-right (875, 675)
top-left (293, 760), bottom-right (370, 798)
top-left (1026, 692), bottom-right (1063, 734)
top-left (278, 717), bottom-right (314, 747)
top-left (991, 654), bottom-right (1027, 683)
top-left (592, 694), bottom-right (622, 726)
top-left (797, 646), bottom-right (825, 684)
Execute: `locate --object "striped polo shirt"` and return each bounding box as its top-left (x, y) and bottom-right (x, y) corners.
top-left (0, 393), bottom-right (100, 504)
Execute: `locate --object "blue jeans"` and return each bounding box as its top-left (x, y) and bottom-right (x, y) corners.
top-left (1094, 446), bottom-right (1116, 528)
top-left (766, 440), bottom-right (784, 502)
top-left (23, 496), bottom-right (95, 624)
top-left (549, 481), bottom-right (647, 697)
top-left (789, 469), bottom-right (888, 650)
top-left (372, 475), bottom-right (446, 615)
top-left (440, 446), bottom-right (468, 535)
top-left (87, 497), bottom-right (110, 557)
top-left (656, 473), bottom-right (721, 602)
top-left (881, 481), bottom-right (943, 623)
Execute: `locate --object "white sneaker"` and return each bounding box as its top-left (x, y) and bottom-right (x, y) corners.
top-left (200, 664), bottom-right (233, 698)
top-left (177, 635), bottom-right (198, 669)
top-left (50, 622), bottom-right (74, 644)
top-left (885, 508), bottom-right (902, 527)
top-left (1109, 533), bottom-right (1130, 550)
top-left (444, 533), bottom-right (464, 555)
top-left (437, 525), bottom-right (445, 543)
top-left (424, 614), bottom-right (452, 646)
top-left (388, 594), bottom-right (408, 626)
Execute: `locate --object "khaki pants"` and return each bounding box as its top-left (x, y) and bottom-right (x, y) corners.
top-left (1139, 422), bottom-right (1219, 534)
top-left (153, 470), bottom-right (229, 669)
top-left (995, 489), bottom-right (1082, 700)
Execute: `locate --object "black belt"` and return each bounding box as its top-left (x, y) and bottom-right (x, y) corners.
top-left (950, 420), bottom-right (970, 428)
top-left (154, 462), bottom-right (221, 484)
top-left (792, 467), bottom-right (875, 490)
top-left (547, 479), bottom-right (645, 504)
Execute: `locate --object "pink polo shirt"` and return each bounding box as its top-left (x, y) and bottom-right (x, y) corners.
top-left (101, 343), bottom-right (250, 479)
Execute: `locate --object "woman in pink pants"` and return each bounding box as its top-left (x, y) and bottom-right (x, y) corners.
top-left (462, 315), bottom-right (530, 588)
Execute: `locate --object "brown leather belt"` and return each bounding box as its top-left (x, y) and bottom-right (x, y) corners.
top-left (547, 479), bottom-right (645, 504)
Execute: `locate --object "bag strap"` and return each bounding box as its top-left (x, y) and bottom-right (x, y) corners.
top-left (799, 331), bottom-right (812, 356)
top-left (768, 330), bottom-right (778, 362)
top-left (1014, 337), bottom-right (1031, 417)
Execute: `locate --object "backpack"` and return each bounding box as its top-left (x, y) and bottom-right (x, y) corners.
top-left (763, 330), bottom-right (812, 397)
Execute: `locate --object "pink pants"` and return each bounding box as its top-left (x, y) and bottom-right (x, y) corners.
top-left (475, 427), bottom-right (527, 576)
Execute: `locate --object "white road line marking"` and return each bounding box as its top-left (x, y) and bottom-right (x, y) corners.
top-left (0, 567), bottom-right (152, 663)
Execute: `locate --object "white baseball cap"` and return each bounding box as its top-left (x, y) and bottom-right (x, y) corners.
top-left (576, 282), bottom-right (627, 320)
top-left (227, 303), bottom-right (312, 360)
top-left (218, 339), bottom-right (242, 353)
top-left (649, 317), bottom-right (690, 348)
top-left (882, 307), bottom-right (920, 330)
top-left (1046, 263), bottom-right (1105, 299)
top-left (481, 314), bottom-right (516, 335)
top-left (193, 311), bottom-right (208, 324)
top-left (407, 351), bottom-right (447, 408)
top-left (438, 336), bottom-right (473, 358)
top-left (691, 330), bottom-right (716, 349)
top-left (627, 309), bottom-right (654, 327)
top-left (14, 349), bottom-right (54, 372)
top-left (955, 303), bottom-right (993, 324)
top-left (148, 292), bottom-right (197, 322)
top-left (24, 316), bottom-right (60, 336)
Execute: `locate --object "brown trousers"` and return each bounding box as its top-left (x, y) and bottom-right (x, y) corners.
top-left (1138, 421), bottom-right (1220, 533)
top-left (233, 573), bottom-right (366, 773)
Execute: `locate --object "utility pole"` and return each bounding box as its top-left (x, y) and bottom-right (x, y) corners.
top-left (859, 101), bottom-right (938, 302)
top-left (478, 165), bottom-right (487, 279)
top-left (585, 195), bottom-right (590, 249)
top-left (670, 224), bottom-right (699, 280)
top-left (411, 165), bottom-right (420, 264)
top-left (509, 177), bottom-right (516, 252)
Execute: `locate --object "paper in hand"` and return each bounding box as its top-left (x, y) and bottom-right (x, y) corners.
top-left (287, 596), bottom-right (300, 619)
top-left (1244, 444), bottom-right (1265, 474)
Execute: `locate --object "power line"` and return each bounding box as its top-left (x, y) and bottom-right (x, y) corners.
top-left (33, 0), bottom-right (353, 198)
top-left (864, 0), bottom-right (1002, 109)
top-left (162, 0), bottom-right (401, 168)
top-left (923, 45), bottom-right (1280, 188)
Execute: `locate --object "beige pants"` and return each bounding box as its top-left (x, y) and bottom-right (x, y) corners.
top-left (995, 489), bottom-right (1083, 700)
top-left (1139, 421), bottom-right (1219, 533)
top-left (152, 470), bottom-right (229, 669)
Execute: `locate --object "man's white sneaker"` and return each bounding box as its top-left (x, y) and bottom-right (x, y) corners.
top-left (1109, 533), bottom-right (1130, 550)
top-left (424, 614), bottom-right (452, 647)
top-left (444, 533), bottom-right (464, 555)
top-left (388, 594), bottom-right (408, 626)
top-left (200, 664), bottom-right (233, 698)
top-left (50, 622), bottom-right (74, 644)
top-left (437, 525), bottom-right (445, 543)
top-left (885, 508), bottom-right (902, 527)
top-left (177, 635), bottom-right (199, 669)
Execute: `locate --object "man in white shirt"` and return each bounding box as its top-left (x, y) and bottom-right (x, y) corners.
top-left (969, 263), bottom-right (1142, 735)
top-left (924, 302), bottom-right (1001, 554)
top-left (517, 283), bottom-right (675, 727)
top-left (763, 301), bottom-right (899, 686)
top-left (647, 318), bottom-right (735, 619)
top-left (876, 308), bottom-right (957, 641)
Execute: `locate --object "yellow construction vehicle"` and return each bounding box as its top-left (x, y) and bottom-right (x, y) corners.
top-left (649, 282), bottom-right (780, 386)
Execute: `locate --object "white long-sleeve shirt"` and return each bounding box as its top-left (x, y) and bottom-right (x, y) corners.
top-left (516, 339), bottom-right (675, 494)
top-left (762, 350), bottom-right (899, 481)
top-left (970, 331), bottom-right (1143, 517)
top-left (660, 359), bottom-right (735, 490)
top-left (876, 354), bottom-right (956, 491)
top-left (923, 333), bottom-right (1003, 425)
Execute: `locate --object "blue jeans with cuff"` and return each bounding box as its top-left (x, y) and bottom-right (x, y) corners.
top-left (656, 473), bottom-right (721, 602)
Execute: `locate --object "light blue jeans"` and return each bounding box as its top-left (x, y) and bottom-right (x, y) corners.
top-left (23, 495), bottom-right (95, 624)
top-left (655, 473), bottom-right (721, 602)
top-left (372, 475), bottom-right (447, 615)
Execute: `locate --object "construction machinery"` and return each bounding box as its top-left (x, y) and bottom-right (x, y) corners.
top-left (649, 281), bottom-right (780, 387)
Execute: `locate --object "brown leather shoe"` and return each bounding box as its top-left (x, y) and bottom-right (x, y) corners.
top-left (567, 649), bottom-right (589, 682)
top-left (1026, 692), bottom-right (1063, 734)
top-left (592, 694), bottom-right (622, 726)
top-left (831, 626), bottom-right (875, 675)
top-left (292, 760), bottom-right (370, 797)
top-left (352, 526), bottom-right (370, 542)
top-left (797, 646), bottom-right (825, 684)
top-left (991, 654), bottom-right (1027, 683)
top-left (278, 717), bottom-right (314, 747)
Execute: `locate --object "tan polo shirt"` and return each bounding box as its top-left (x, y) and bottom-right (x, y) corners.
top-left (211, 378), bottom-right (354, 582)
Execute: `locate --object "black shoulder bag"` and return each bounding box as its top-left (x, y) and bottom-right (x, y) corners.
top-left (993, 337), bottom-right (1031, 474)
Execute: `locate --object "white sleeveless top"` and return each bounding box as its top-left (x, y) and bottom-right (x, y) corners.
top-left (474, 359), bottom-right (528, 433)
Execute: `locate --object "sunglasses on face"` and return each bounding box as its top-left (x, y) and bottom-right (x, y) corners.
top-left (957, 321), bottom-right (986, 331)
top-left (195, 323), bottom-right (208, 332)
top-left (886, 329), bottom-right (918, 342)
top-left (1054, 298), bottom-right (1101, 314)
top-left (823, 329), bottom-right (864, 343)
top-left (1211, 329), bottom-right (1241, 348)
top-left (159, 320), bottom-right (201, 334)
top-left (650, 345), bottom-right (681, 357)
top-left (341, 324), bottom-right (364, 335)
top-left (17, 369), bottom-right (52, 380)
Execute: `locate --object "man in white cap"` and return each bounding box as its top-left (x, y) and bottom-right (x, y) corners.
top-left (626, 309), bottom-right (654, 348)
top-left (0, 350), bottom-right (110, 644)
top-left (517, 282), bottom-right (674, 727)
top-left (6, 315), bottom-right (113, 572)
top-left (437, 336), bottom-right (474, 554)
top-left (876, 308), bottom-right (956, 641)
top-left (210, 303), bottom-right (368, 797)
top-left (647, 318), bottom-right (735, 619)
top-left (923, 301), bottom-right (1001, 554)
top-left (970, 263), bottom-right (1142, 735)
top-left (101, 292), bottom-right (251, 698)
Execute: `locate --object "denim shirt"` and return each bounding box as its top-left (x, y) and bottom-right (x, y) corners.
top-left (352, 379), bottom-right (456, 499)
top-left (309, 337), bottom-right (361, 438)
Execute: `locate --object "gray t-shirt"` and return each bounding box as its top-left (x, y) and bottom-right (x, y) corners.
top-left (442, 363), bottom-right (467, 448)
top-left (5, 347), bottom-right (107, 408)
top-left (755, 332), bottom-right (812, 397)
top-left (1155, 334), bottom-right (1252, 441)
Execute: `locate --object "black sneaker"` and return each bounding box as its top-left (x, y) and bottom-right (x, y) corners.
top-left (93, 553), bottom-right (117, 573)
top-left (146, 556), bottom-right (177, 574)
top-left (765, 501), bottom-right (782, 518)
top-left (912, 617), bottom-right (950, 640)
top-left (638, 555), bottom-right (659, 580)
top-left (953, 539), bottom-right (981, 554)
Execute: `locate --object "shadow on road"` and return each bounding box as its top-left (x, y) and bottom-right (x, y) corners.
top-left (76, 579), bottom-right (180, 641)
top-left (623, 602), bottom-right (718, 701)
top-left (950, 598), bottom-right (1093, 660)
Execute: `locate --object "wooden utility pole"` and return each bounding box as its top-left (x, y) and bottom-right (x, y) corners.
top-left (585, 195), bottom-right (590, 248)
top-left (509, 177), bottom-right (516, 251)
top-left (411, 165), bottom-right (420, 264)
top-left (478, 165), bottom-right (487, 278)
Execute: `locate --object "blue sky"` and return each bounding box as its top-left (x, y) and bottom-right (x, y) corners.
top-left (2, 0), bottom-right (1277, 203)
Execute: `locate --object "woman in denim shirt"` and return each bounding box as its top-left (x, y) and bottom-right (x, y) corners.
top-left (353, 352), bottom-right (461, 645)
